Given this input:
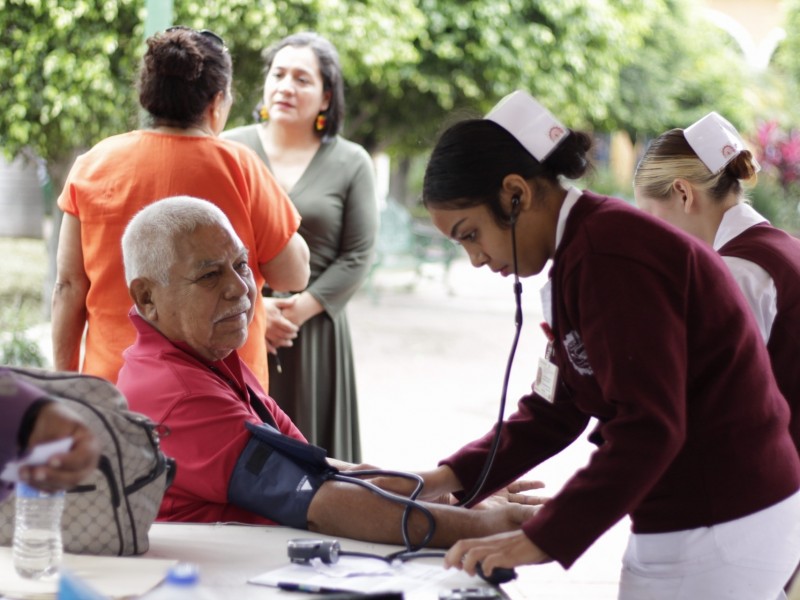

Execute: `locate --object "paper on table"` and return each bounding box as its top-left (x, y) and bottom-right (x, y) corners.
top-left (0, 438), bottom-right (74, 483)
top-left (249, 556), bottom-right (478, 595)
top-left (0, 547), bottom-right (177, 600)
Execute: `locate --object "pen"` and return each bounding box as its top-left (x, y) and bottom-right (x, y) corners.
top-left (273, 350), bottom-right (283, 374)
top-left (277, 582), bottom-right (349, 594)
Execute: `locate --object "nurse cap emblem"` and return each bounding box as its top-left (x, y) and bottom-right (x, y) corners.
top-left (485, 90), bottom-right (569, 162)
top-left (684, 111), bottom-right (760, 174)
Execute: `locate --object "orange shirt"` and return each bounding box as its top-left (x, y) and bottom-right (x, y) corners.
top-left (58, 130), bottom-right (301, 387)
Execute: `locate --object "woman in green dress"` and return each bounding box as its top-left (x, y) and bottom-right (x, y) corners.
top-left (223, 32), bottom-right (377, 462)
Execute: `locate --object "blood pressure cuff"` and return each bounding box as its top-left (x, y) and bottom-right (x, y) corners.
top-left (228, 421), bottom-right (339, 529)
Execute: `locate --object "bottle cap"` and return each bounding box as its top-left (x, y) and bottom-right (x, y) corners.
top-left (165, 563), bottom-right (200, 586)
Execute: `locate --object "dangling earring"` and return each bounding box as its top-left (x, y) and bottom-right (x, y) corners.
top-left (315, 112), bottom-right (327, 132)
top-left (254, 102), bottom-right (269, 123)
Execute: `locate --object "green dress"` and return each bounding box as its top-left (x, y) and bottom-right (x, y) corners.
top-left (222, 125), bottom-right (377, 462)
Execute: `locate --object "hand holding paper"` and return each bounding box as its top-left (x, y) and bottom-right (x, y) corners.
top-left (1, 437), bottom-right (74, 483)
top-left (21, 400), bottom-right (100, 492)
top-left (1, 399), bottom-right (100, 493)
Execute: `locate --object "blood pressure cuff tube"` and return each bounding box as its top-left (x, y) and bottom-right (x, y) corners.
top-left (228, 421), bottom-right (339, 529)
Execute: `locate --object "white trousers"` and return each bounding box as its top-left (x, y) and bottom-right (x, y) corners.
top-left (618, 491), bottom-right (800, 600)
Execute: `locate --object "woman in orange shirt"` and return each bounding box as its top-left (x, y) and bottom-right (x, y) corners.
top-left (52, 26), bottom-right (309, 387)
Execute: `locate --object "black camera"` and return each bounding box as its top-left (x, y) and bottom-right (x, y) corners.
top-left (287, 538), bottom-right (341, 565)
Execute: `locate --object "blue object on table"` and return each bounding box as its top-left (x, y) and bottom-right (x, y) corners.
top-left (58, 569), bottom-right (110, 600)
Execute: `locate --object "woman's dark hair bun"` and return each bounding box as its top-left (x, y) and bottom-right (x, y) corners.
top-left (144, 34), bottom-right (204, 81)
top-left (724, 149), bottom-right (758, 181)
top-left (542, 130), bottom-right (593, 180)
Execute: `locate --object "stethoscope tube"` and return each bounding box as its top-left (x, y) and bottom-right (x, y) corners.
top-left (456, 214), bottom-right (523, 507)
top-left (333, 213), bottom-right (524, 558)
top-left (332, 469), bottom-right (436, 551)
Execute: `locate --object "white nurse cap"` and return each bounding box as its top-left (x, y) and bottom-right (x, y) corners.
top-left (683, 111), bottom-right (759, 174)
top-left (485, 90), bottom-right (569, 162)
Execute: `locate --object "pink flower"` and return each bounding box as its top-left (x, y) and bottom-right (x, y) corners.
top-left (750, 121), bottom-right (800, 192)
top-left (756, 120), bottom-right (779, 149)
top-left (780, 132), bottom-right (800, 164)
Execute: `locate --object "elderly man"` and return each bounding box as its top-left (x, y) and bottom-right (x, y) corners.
top-left (1, 368), bottom-right (99, 499)
top-left (117, 195), bottom-right (538, 547)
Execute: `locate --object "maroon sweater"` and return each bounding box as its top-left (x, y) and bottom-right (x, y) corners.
top-left (719, 223), bottom-right (800, 451)
top-left (442, 192), bottom-right (800, 568)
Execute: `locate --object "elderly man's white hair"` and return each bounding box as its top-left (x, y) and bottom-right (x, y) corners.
top-left (122, 196), bottom-right (240, 285)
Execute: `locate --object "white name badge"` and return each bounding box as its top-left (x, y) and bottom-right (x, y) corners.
top-left (533, 356), bottom-right (559, 403)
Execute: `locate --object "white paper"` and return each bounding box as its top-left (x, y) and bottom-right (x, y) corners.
top-left (0, 437), bottom-right (74, 483)
top-left (249, 555), bottom-right (480, 595)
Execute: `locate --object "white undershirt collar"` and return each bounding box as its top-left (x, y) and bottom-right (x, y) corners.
top-left (555, 186), bottom-right (583, 251)
top-left (713, 203), bottom-right (768, 251)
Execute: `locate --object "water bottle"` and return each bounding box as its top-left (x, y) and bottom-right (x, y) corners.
top-left (140, 563), bottom-right (217, 600)
top-left (12, 481), bottom-right (65, 579)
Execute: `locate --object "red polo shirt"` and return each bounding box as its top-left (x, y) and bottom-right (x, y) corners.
top-left (118, 309), bottom-right (305, 524)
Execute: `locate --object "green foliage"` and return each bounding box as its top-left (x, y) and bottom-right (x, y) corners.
top-left (1, 327), bottom-right (46, 368)
top-left (213, 0), bottom-right (650, 153)
top-left (0, 237), bottom-right (48, 365)
top-left (186, 0), bottom-right (426, 150)
top-left (774, 0), bottom-right (800, 83)
top-left (0, 289), bottom-right (46, 367)
top-left (340, 0), bottom-right (654, 153)
top-left (580, 165), bottom-right (635, 203)
top-left (0, 0), bottom-right (142, 164)
top-left (747, 176), bottom-right (800, 235)
top-left (610, 0), bottom-right (753, 137)
top-left (0, 0), bottom-right (777, 188)
top-left (769, 0), bottom-right (800, 126)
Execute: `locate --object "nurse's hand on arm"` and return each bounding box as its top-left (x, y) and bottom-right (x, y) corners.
top-left (472, 480), bottom-right (549, 509)
top-left (418, 466), bottom-right (548, 507)
top-left (367, 465), bottom-right (548, 507)
top-left (445, 530), bottom-right (552, 576)
top-left (358, 465), bottom-right (461, 503)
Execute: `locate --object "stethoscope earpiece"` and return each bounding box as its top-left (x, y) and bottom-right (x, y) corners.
top-left (509, 195), bottom-right (521, 225)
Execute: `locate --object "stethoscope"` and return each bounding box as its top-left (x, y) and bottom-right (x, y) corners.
top-left (456, 195), bottom-right (523, 507)
top-left (289, 197), bottom-right (525, 564)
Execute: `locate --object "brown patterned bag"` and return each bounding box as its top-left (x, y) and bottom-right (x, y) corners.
top-left (0, 367), bottom-right (174, 555)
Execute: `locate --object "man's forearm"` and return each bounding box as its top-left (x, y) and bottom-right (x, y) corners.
top-left (307, 480), bottom-right (527, 548)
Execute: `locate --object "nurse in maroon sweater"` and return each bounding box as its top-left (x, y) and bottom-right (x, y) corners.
top-left (419, 91), bottom-right (800, 598)
top-left (635, 112), bottom-right (800, 455)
